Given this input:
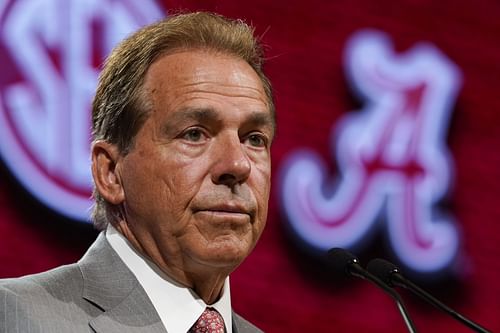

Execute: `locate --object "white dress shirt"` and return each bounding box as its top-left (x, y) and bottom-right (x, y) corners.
top-left (106, 224), bottom-right (233, 333)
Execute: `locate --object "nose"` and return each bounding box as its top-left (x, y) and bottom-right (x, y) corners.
top-left (211, 134), bottom-right (251, 187)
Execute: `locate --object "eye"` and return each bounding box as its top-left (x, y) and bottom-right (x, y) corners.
top-left (181, 128), bottom-right (205, 142)
top-left (245, 133), bottom-right (267, 148)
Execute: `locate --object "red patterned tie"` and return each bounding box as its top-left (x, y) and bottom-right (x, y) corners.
top-left (189, 307), bottom-right (226, 333)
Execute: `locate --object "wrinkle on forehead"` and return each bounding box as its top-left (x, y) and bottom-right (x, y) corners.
top-left (152, 49), bottom-right (258, 80)
top-left (170, 83), bottom-right (267, 101)
top-left (144, 49), bottom-right (271, 114)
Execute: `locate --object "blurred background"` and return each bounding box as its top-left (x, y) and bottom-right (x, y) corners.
top-left (1, 0), bottom-right (499, 332)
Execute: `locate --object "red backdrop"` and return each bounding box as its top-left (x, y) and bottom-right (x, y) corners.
top-left (1, 0), bottom-right (499, 332)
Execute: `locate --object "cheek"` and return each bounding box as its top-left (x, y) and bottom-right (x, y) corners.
top-left (125, 143), bottom-right (210, 209)
top-left (253, 163), bottom-right (272, 201)
top-left (152, 154), bottom-right (211, 219)
top-left (121, 152), bottom-right (175, 212)
top-left (250, 164), bottom-right (271, 231)
top-left (122, 157), bottom-right (202, 239)
top-left (166, 154), bottom-right (207, 189)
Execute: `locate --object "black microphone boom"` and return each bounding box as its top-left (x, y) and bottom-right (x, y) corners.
top-left (327, 248), bottom-right (418, 333)
top-left (367, 258), bottom-right (490, 333)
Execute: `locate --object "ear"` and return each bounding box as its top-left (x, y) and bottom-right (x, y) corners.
top-left (91, 141), bottom-right (125, 205)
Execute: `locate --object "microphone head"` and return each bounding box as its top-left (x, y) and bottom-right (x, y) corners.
top-left (327, 248), bottom-right (360, 277)
top-left (367, 258), bottom-right (400, 286)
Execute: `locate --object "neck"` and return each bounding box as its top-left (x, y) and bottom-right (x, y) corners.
top-left (112, 220), bottom-right (231, 304)
top-left (191, 273), bottom-right (227, 305)
top-left (165, 259), bottom-right (231, 304)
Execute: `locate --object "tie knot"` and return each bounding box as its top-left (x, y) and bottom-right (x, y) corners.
top-left (189, 307), bottom-right (226, 333)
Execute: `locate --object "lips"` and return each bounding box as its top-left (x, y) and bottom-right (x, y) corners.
top-left (194, 202), bottom-right (254, 220)
top-left (207, 204), bottom-right (247, 213)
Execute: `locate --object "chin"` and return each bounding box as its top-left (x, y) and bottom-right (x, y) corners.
top-left (199, 241), bottom-right (251, 268)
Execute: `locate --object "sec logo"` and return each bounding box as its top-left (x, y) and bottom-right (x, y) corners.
top-left (0, 0), bottom-right (163, 221)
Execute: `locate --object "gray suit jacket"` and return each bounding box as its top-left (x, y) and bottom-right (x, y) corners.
top-left (0, 233), bottom-right (262, 333)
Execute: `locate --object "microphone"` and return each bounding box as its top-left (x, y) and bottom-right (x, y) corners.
top-left (367, 258), bottom-right (490, 333)
top-left (327, 248), bottom-right (418, 333)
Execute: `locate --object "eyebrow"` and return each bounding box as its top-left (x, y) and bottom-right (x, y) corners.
top-left (164, 107), bottom-right (276, 137)
top-left (176, 107), bottom-right (221, 123)
top-left (160, 107), bottom-right (218, 134)
top-left (246, 112), bottom-right (276, 138)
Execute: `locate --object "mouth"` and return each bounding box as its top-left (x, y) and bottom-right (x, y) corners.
top-left (194, 203), bottom-right (254, 222)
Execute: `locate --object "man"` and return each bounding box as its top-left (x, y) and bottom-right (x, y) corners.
top-left (0, 12), bottom-right (275, 332)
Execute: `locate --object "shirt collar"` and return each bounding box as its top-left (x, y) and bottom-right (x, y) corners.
top-left (106, 224), bottom-right (232, 333)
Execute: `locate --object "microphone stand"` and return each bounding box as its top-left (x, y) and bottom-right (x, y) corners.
top-left (368, 259), bottom-right (491, 333)
top-left (347, 263), bottom-right (418, 333)
top-left (328, 249), bottom-right (418, 333)
top-left (391, 272), bottom-right (489, 333)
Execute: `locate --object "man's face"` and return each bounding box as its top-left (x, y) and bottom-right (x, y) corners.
top-left (115, 50), bottom-right (273, 281)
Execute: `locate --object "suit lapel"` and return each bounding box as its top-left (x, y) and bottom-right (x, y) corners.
top-left (232, 312), bottom-right (264, 333)
top-left (88, 286), bottom-right (166, 332)
top-left (77, 233), bottom-right (261, 333)
top-left (232, 315), bottom-right (239, 333)
top-left (78, 233), bottom-right (166, 333)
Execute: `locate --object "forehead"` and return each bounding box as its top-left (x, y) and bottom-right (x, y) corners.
top-left (143, 50), bottom-right (268, 105)
top-left (140, 50), bottom-right (275, 136)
